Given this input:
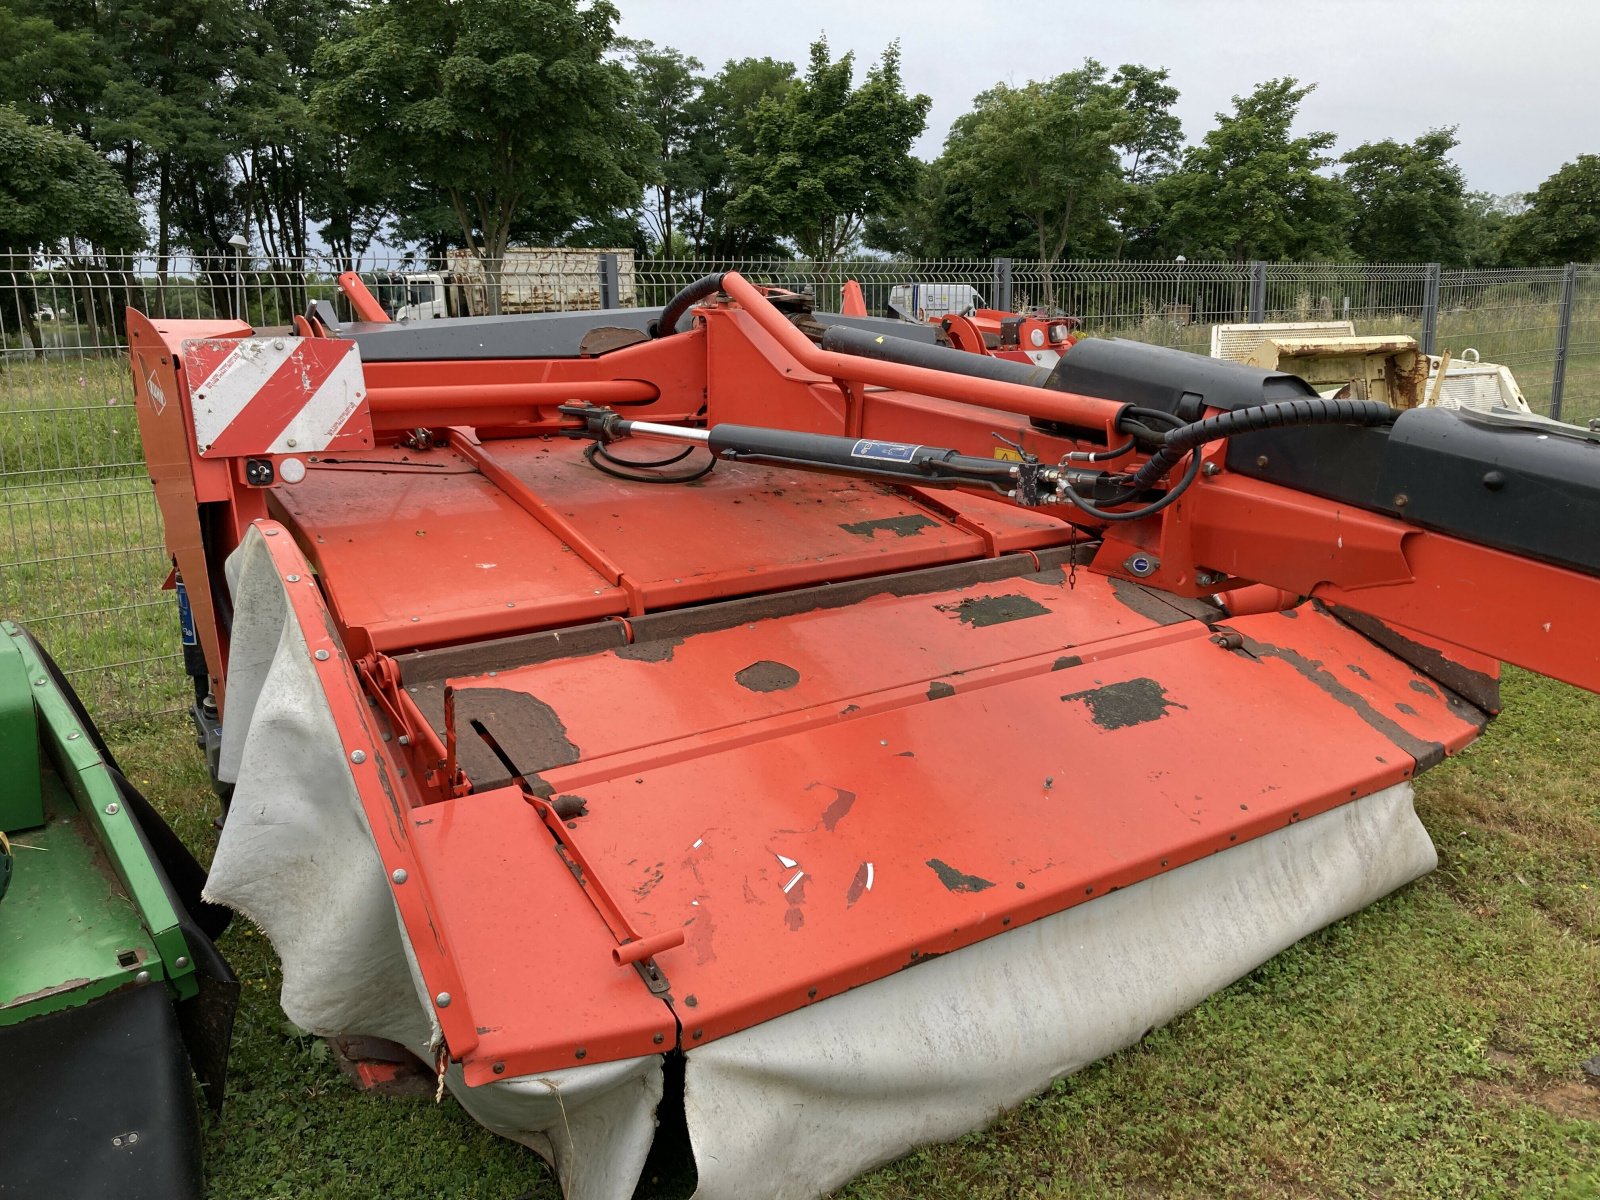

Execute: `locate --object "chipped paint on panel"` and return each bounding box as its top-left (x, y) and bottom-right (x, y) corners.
top-left (733, 660), bottom-right (801, 692)
top-left (1060, 677), bottom-right (1187, 731)
top-left (838, 515), bottom-right (940, 539)
top-left (925, 858), bottom-right (995, 894)
top-left (935, 593), bottom-right (1050, 628)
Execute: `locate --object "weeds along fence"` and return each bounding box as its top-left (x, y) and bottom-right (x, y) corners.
top-left (2, 252), bottom-right (1597, 723)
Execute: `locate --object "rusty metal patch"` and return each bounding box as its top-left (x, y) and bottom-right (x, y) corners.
top-left (734, 660), bottom-right (801, 692)
top-left (551, 794), bottom-right (588, 819)
top-left (937, 593), bottom-right (1050, 628)
top-left (838, 514), bottom-right (940, 539)
top-left (578, 325), bottom-right (652, 356)
top-left (818, 786), bottom-right (857, 831)
top-left (1061, 677), bottom-right (1187, 730)
top-left (1231, 630), bottom-right (1459, 771)
top-left (614, 636), bottom-right (683, 663)
top-left (926, 858), bottom-right (995, 894)
top-left (1328, 604), bottom-right (1501, 714)
top-left (459, 687), bottom-right (581, 794)
top-left (845, 862), bottom-right (871, 907)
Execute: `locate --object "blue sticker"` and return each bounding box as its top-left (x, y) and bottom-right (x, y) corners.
top-left (850, 439), bottom-right (922, 463)
top-left (176, 574), bottom-right (198, 646)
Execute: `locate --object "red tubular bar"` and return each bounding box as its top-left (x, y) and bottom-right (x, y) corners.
top-left (612, 928), bottom-right (686, 966)
top-left (338, 271), bottom-right (391, 323)
top-left (718, 272), bottom-right (1125, 431)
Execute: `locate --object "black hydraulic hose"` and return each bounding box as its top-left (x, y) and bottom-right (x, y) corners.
top-left (819, 324), bottom-right (1055, 388)
top-left (1059, 439), bottom-right (1204, 523)
top-left (1057, 407), bottom-right (1193, 521)
top-left (1127, 397), bottom-right (1399, 491)
top-left (651, 272), bottom-right (727, 337)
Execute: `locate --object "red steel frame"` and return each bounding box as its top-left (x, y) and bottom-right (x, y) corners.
top-left (124, 272), bottom-right (1600, 1083)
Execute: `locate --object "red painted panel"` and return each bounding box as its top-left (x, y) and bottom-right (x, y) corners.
top-left (271, 447), bottom-right (627, 652)
top-left (409, 787), bottom-right (676, 1084)
top-left (455, 568), bottom-right (1178, 788)
top-left (484, 439), bottom-right (991, 607)
top-left (428, 579), bottom-right (1480, 1064)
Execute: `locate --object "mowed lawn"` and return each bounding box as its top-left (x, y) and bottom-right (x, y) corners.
top-left (4, 325), bottom-right (1599, 1198)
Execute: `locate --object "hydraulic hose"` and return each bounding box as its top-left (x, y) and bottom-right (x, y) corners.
top-left (651, 272), bottom-right (727, 337)
top-left (1126, 397), bottom-right (1399, 491)
top-left (1057, 408), bottom-right (1196, 522)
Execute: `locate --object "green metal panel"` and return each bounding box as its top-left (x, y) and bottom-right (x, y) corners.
top-left (0, 770), bottom-right (159, 1023)
top-left (0, 622), bottom-right (42, 832)
top-left (0, 622), bottom-right (198, 1025)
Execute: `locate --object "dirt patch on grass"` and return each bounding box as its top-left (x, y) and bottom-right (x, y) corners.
top-left (1474, 1075), bottom-right (1600, 1123)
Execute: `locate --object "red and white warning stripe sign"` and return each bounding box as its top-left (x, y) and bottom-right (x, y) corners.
top-left (183, 336), bottom-right (372, 458)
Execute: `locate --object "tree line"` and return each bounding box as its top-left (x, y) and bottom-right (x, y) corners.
top-left (1, 0), bottom-right (1597, 273)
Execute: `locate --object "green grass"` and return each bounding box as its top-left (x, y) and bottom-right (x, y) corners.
top-left (0, 356), bottom-right (183, 718)
top-left (104, 666), bottom-right (1600, 1200)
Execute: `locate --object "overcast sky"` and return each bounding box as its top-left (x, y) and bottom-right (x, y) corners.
top-left (615, 0), bottom-right (1597, 197)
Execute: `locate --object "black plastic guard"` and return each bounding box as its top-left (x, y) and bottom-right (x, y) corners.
top-left (1228, 406), bottom-right (1600, 575)
top-left (0, 983), bottom-right (204, 1200)
top-left (1378, 408), bottom-right (1600, 573)
top-left (1045, 337), bottom-right (1320, 419)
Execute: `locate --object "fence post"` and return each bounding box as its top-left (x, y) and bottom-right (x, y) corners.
top-left (1247, 261), bottom-right (1266, 322)
top-left (1420, 263), bottom-right (1441, 355)
top-left (993, 257), bottom-right (1013, 312)
top-left (598, 253), bottom-right (620, 310)
top-left (1551, 261), bottom-right (1578, 421)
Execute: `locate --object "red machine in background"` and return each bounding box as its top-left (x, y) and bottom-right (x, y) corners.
top-left (841, 275), bottom-right (1080, 369)
top-left (126, 271), bottom-right (1600, 1200)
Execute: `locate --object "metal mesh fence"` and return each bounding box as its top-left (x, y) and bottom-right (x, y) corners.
top-left (1436, 266), bottom-right (1570, 417)
top-left (2, 251), bottom-right (1595, 722)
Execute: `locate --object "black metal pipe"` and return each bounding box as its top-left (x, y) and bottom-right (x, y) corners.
top-left (651, 272), bottom-right (726, 338)
top-left (819, 324), bottom-right (1054, 389)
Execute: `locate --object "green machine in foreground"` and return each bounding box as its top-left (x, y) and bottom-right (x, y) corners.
top-left (0, 620), bottom-right (236, 1199)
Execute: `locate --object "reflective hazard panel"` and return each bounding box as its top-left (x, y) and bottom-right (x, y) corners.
top-left (183, 337), bottom-right (372, 458)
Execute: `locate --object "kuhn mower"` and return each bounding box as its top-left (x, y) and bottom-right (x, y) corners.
top-left (126, 272), bottom-right (1600, 1199)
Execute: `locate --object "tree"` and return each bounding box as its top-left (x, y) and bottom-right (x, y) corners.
top-left (938, 62), bottom-right (1131, 301)
top-left (1502, 155), bottom-right (1600, 264)
top-left (726, 39), bottom-right (928, 262)
top-left (228, 0), bottom-right (372, 267)
top-left (625, 40), bottom-right (703, 256)
top-left (94, 0), bottom-right (253, 261)
top-left (1459, 191), bottom-right (1526, 268)
top-left (865, 157), bottom-right (1027, 259)
top-left (1340, 128), bottom-right (1467, 263)
top-left (0, 105), bottom-right (144, 355)
top-left (313, 0), bottom-right (652, 310)
top-left (681, 55), bottom-right (795, 258)
top-left (1153, 78), bottom-right (1349, 261)
top-left (0, 106), bottom-right (144, 254)
top-left (1109, 63), bottom-right (1183, 257)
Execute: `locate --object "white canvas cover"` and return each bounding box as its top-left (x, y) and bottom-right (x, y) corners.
top-left (207, 523), bottom-right (1438, 1200)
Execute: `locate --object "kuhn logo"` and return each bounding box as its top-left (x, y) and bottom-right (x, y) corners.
top-left (145, 366), bottom-right (167, 414)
